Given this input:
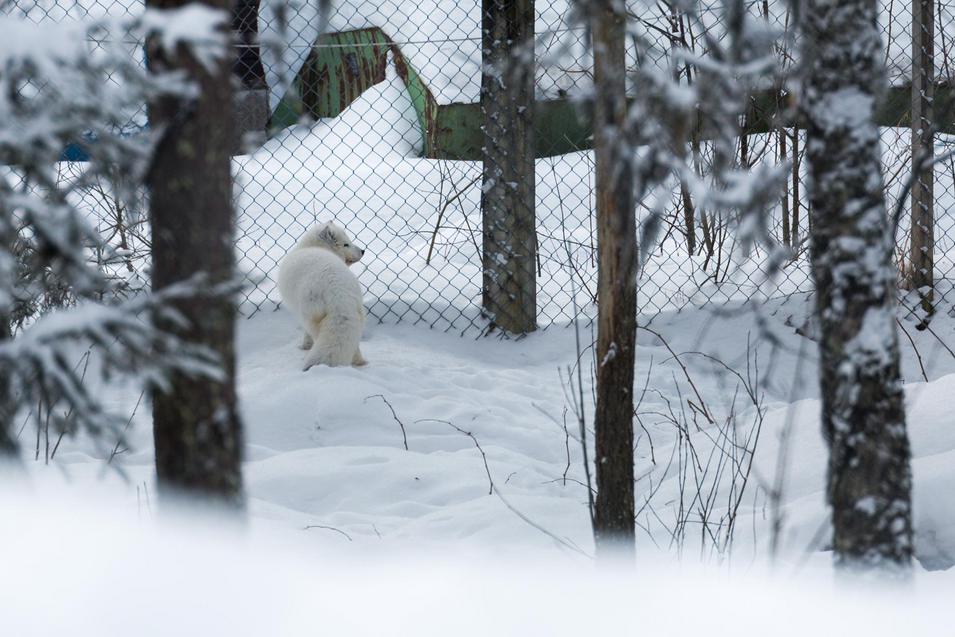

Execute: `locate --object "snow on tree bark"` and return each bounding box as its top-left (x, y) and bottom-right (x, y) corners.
top-left (147, 0), bottom-right (244, 505)
top-left (800, 0), bottom-right (913, 572)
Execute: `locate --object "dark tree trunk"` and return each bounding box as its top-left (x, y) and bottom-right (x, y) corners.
top-left (780, 128), bottom-right (790, 247)
top-left (801, 0), bottom-right (913, 573)
top-left (0, 319), bottom-right (13, 456)
top-left (480, 0), bottom-right (537, 334)
top-left (591, 0), bottom-right (636, 559)
top-left (668, 4), bottom-right (696, 258)
top-left (0, 226), bottom-right (14, 457)
top-left (147, 0), bottom-right (244, 505)
top-left (681, 185), bottom-right (696, 256)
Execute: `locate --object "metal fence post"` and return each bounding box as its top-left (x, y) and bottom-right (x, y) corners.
top-left (480, 0), bottom-right (537, 334)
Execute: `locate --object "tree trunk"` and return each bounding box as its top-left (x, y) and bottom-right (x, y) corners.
top-left (591, 0), bottom-right (636, 559)
top-left (909, 0), bottom-right (935, 317)
top-left (780, 128), bottom-right (790, 247)
top-left (480, 0), bottom-right (537, 334)
top-left (668, 4), bottom-right (696, 258)
top-left (801, 0), bottom-right (913, 573)
top-left (147, 0), bottom-right (244, 505)
top-left (0, 210), bottom-right (15, 457)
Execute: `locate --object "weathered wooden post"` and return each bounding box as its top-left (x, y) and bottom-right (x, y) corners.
top-left (480, 0), bottom-right (537, 334)
top-left (909, 0), bottom-right (934, 316)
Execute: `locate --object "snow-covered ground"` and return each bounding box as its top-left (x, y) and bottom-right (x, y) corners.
top-left (17, 285), bottom-right (955, 571)
top-left (4, 482), bottom-right (955, 637)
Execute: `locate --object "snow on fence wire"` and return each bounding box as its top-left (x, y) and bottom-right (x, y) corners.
top-left (4, 0), bottom-right (955, 334)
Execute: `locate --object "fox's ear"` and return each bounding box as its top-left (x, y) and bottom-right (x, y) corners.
top-left (317, 224), bottom-right (336, 244)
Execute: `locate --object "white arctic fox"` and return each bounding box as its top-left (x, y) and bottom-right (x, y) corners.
top-left (277, 222), bottom-right (367, 370)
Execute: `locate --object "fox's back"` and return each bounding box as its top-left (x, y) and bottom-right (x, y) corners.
top-left (278, 246), bottom-right (362, 316)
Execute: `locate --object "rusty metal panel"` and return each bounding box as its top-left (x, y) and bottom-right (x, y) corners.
top-left (268, 27), bottom-right (439, 157)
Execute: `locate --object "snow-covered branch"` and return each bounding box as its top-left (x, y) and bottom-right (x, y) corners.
top-left (0, 10), bottom-right (236, 457)
top-left (0, 276), bottom-right (237, 452)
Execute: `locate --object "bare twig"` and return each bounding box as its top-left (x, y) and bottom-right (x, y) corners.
top-left (561, 407), bottom-right (572, 485)
top-left (106, 389), bottom-right (146, 464)
top-left (892, 146), bottom-right (955, 236)
top-left (494, 488), bottom-right (592, 559)
top-left (563, 237), bottom-right (596, 528)
top-left (897, 318), bottom-right (929, 382)
top-left (304, 524), bottom-right (353, 541)
top-left (638, 325), bottom-right (716, 426)
top-left (364, 394), bottom-right (409, 451)
top-left (415, 418), bottom-right (491, 495)
top-left (418, 415), bottom-right (589, 555)
top-left (426, 173), bottom-right (481, 266)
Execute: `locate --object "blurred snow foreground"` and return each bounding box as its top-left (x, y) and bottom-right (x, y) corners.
top-left (4, 300), bottom-right (955, 633)
top-left (1, 483), bottom-right (953, 637)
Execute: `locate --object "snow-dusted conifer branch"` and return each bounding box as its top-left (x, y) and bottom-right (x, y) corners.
top-left (0, 14), bottom-right (191, 322)
top-left (0, 13), bottom-right (236, 459)
top-left (0, 277), bottom-right (235, 457)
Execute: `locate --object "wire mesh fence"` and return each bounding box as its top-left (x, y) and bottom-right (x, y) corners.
top-left (4, 0), bottom-right (955, 334)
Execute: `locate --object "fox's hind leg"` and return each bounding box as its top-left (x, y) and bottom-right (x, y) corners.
top-left (300, 313), bottom-right (327, 370)
top-left (299, 333), bottom-right (314, 350)
top-left (351, 306), bottom-right (367, 366)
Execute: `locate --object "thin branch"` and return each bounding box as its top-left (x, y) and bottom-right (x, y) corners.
top-left (897, 318), bottom-right (929, 382)
top-left (494, 488), bottom-right (592, 559)
top-left (364, 394), bottom-right (409, 451)
top-left (304, 524), bottom-right (353, 541)
top-left (638, 325), bottom-right (716, 426)
top-left (415, 418), bottom-right (491, 495)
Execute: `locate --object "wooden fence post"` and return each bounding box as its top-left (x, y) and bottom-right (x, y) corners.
top-left (480, 0), bottom-right (537, 334)
top-left (909, 0), bottom-right (934, 316)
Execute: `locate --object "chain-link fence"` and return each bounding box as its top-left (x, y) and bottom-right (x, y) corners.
top-left (5, 0), bottom-right (955, 334)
